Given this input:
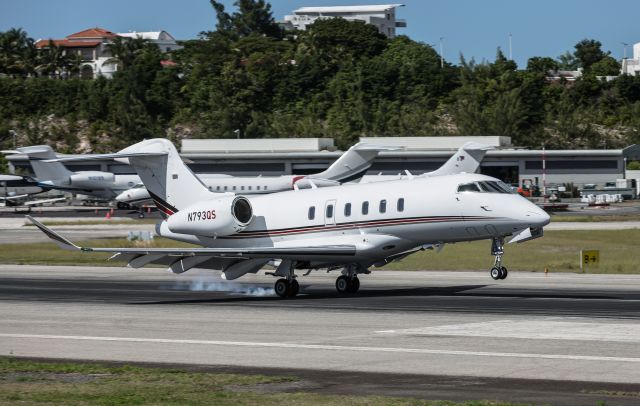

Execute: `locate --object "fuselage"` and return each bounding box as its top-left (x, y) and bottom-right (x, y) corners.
top-left (157, 173), bottom-right (550, 267)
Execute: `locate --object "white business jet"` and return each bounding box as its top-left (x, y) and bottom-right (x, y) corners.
top-left (7, 143), bottom-right (389, 207)
top-left (114, 142), bottom-right (395, 207)
top-left (29, 138), bottom-right (550, 298)
top-left (2, 146), bottom-right (139, 200)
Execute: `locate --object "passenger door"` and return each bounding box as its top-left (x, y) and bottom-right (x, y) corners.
top-left (324, 199), bottom-right (336, 226)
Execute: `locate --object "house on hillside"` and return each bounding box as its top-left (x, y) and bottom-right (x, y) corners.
top-left (281, 4), bottom-right (406, 38)
top-left (621, 42), bottom-right (640, 76)
top-left (35, 27), bottom-right (181, 79)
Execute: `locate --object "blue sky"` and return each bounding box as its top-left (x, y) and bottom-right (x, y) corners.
top-left (2, 0), bottom-right (638, 67)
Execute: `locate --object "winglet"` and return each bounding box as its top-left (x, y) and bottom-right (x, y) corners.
top-left (25, 215), bottom-right (81, 251)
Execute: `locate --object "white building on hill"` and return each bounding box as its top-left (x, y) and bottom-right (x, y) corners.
top-left (117, 31), bottom-right (182, 53)
top-left (621, 42), bottom-right (640, 76)
top-left (282, 4), bottom-right (406, 38)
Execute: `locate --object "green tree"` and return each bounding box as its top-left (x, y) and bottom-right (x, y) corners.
top-left (590, 56), bottom-right (621, 76)
top-left (210, 0), bottom-right (282, 40)
top-left (526, 56), bottom-right (558, 73)
top-left (574, 39), bottom-right (607, 71)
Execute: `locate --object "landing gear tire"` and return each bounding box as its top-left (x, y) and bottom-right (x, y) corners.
top-left (287, 279), bottom-right (300, 297)
top-left (499, 267), bottom-right (508, 280)
top-left (347, 277), bottom-right (360, 293)
top-left (490, 267), bottom-right (501, 280)
top-left (275, 279), bottom-right (289, 298)
top-left (336, 275), bottom-right (349, 294)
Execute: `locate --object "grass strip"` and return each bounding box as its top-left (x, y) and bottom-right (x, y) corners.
top-left (0, 357), bottom-right (529, 405)
top-left (549, 214), bottom-right (640, 222)
top-left (381, 229), bottom-right (640, 273)
top-left (0, 230), bottom-right (639, 273)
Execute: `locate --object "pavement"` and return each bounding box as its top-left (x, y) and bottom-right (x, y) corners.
top-left (1, 265), bottom-right (640, 405)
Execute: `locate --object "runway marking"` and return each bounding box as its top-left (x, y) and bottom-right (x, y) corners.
top-left (376, 320), bottom-right (640, 342)
top-left (2, 333), bottom-right (640, 363)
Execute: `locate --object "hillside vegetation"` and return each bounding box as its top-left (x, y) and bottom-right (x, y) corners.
top-left (1, 0), bottom-right (640, 157)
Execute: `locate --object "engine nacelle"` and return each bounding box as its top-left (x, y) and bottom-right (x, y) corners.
top-left (69, 172), bottom-right (115, 188)
top-left (167, 195), bottom-right (253, 237)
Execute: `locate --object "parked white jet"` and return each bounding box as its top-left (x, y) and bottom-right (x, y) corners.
top-left (30, 138), bottom-right (550, 298)
top-left (3, 146), bottom-right (139, 200)
top-left (7, 143), bottom-right (388, 207)
top-left (114, 142), bottom-right (394, 207)
top-left (357, 142), bottom-right (492, 184)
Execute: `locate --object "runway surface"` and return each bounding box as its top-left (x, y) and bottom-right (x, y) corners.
top-left (1, 265), bottom-right (640, 404)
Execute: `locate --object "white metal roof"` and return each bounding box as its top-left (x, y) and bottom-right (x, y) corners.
top-left (359, 136), bottom-right (512, 150)
top-left (181, 138), bottom-right (335, 153)
top-left (117, 31), bottom-right (175, 41)
top-left (294, 4), bottom-right (404, 14)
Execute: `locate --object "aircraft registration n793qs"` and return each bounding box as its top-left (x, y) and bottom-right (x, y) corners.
top-left (29, 138), bottom-right (550, 298)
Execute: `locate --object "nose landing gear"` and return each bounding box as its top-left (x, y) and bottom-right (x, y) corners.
top-left (490, 237), bottom-right (508, 280)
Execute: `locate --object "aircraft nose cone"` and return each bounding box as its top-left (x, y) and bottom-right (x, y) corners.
top-left (525, 207), bottom-right (550, 228)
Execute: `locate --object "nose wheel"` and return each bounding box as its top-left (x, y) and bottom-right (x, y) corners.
top-left (490, 237), bottom-right (508, 280)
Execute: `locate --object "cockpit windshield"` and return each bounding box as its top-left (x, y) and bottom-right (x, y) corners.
top-left (457, 181), bottom-right (514, 194)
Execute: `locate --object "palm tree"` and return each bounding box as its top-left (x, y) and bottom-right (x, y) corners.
top-left (107, 36), bottom-right (149, 70)
top-left (0, 28), bottom-right (38, 76)
top-left (36, 40), bottom-right (70, 78)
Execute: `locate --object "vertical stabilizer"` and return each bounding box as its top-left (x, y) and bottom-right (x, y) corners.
top-left (308, 142), bottom-right (399, 183)
top-left (115, 139), bottom-right (212, 213)
top-left (13, 146), bottom-right (73, 182)
top-left (427, 142), bottom-right (493, 177)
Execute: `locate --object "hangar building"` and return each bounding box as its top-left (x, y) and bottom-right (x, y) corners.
top-left (6, 136), bottom-right (639, 193)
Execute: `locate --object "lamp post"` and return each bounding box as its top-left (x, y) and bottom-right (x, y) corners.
top-left (439, 37), bottom-right (444, 69)
top-left (8, 129), bottom-right (16, 149)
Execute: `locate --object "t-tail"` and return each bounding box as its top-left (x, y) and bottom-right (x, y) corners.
top-left (115, 139), bottom-right (213, 215)
top-left (307, 142), bottom-right (400, 184)
top-left (3, 146), bottom-right (73, 183)
top-left (427, 142), bottom-right (493, 177)
top-left (44, 139), bottom-right (213, 216)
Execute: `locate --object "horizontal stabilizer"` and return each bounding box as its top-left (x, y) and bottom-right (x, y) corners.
top-left (43, 151), bottom-right (167, 163)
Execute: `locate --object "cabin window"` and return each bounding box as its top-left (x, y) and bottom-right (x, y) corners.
top-left (216, 186), bottom-right (220, 191)
top-left (232, 186), bottom-right (237, 191)
top-left (308, 206), bottom-right (315, 220)
top-left (397, 198), bottom-right (404, 212)
top-left (344, 203), bottom-right (351, 217)
top-left (457, 181), bottom-right (514, 194)
top-left (264, 186), bottom-right (268, 190)
top-left (241, 186), bottom-right (245, 191)
top-left (248, 186), bottom-right (252, 191)
top-left (379, 199), bottom-right (387, 213)
top-left (224, 186), bottom-right (228, 191)
top-left (362, 201), bottom-right (369, 215)
top-left (457, 183), bottom-right (480, 193)
top-left (208, 186), bottom-right (213, 191)
top-left (257, 186), bottom-right (261, 190)
top-left (326, 204), bottom-right (334, 218)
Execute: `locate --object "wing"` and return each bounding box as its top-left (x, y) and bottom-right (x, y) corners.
top-left (26, 216), bottom-right (356, 272)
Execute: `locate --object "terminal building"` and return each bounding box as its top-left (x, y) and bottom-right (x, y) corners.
top-left (6, 137), bottom-right (639, 195)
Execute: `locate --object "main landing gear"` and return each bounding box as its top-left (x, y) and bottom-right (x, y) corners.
top-left (490, 237), bottom-right (508, 280)
top-left (274, 278), bottom-right (299, 298)
top-left (273, 260), bottom-right (300, 298)
top-left (335, 264), bottom-right (366, 294)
